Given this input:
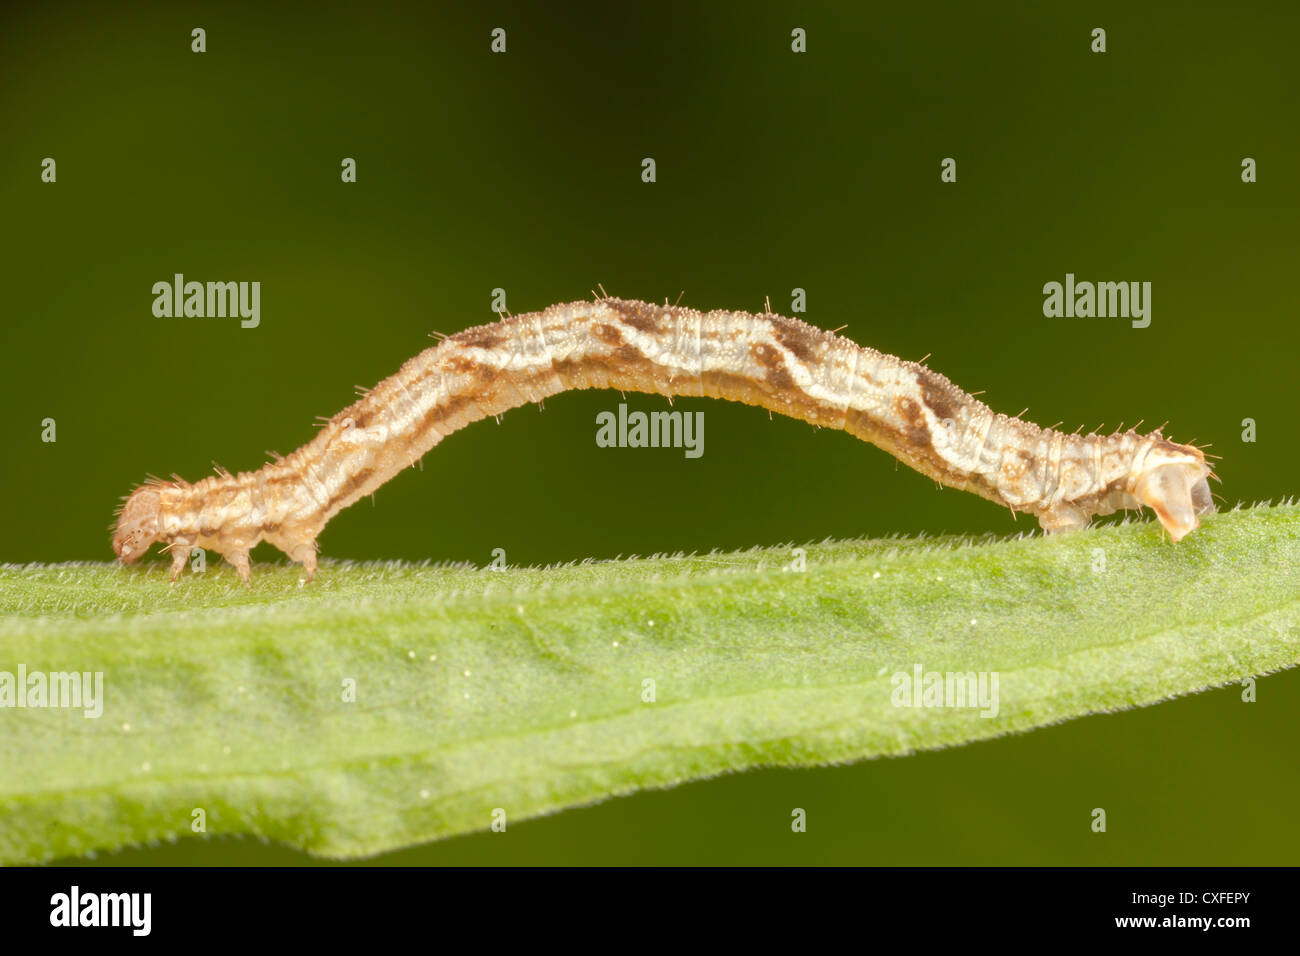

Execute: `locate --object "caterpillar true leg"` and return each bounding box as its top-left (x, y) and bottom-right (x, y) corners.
top-left (165, 540), bottom-right (192, 583)
top-left (274, 536), bottom-right (319, 583)
top-left (112, 297), bottom-right (1216, 582)
top-left (225, 548), bottom-right (253, 586)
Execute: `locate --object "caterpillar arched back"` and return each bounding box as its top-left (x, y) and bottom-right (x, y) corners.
top-left (112, 297), bottom-right (1217, 583)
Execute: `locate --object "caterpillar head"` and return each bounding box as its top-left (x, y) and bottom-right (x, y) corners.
top-left (113, 486), bottom-right (162, 562)
top-left (1130, 440), bottom-right (1215, 542)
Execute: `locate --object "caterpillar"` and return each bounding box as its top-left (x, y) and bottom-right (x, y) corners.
top-left (113, 296), bottom-right (1217, 583)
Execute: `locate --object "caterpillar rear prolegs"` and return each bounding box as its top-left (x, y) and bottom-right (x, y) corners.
top-left (111, 297), bottom-right (1220, 583)
top-left (1030, 433), bottom-right (1215, 542)
top-left (1131, 459), bottom-right (1216, 543)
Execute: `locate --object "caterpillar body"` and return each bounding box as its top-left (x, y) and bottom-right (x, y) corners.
top-left (113, 297), bottom-right (1216, 583)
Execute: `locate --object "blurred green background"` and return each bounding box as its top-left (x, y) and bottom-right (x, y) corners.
top-left (2, 0), bottom-right (1297, 864)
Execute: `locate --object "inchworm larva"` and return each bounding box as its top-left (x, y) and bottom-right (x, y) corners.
top-left (113, 297), bottom-right (1216, 583)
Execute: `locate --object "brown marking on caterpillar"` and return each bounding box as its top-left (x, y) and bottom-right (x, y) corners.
top-left (445, 355), bottom-right (479, 376)
top-left (916, 368), bottom-right (961, 425)
top-left (452, 325), bottom-right (504, 349)
top-left (769, 316), bottom-right (820, 363)
top-left (593, 323), bottom-right (625, 347)
top-left (750, 341), bottom-right (796, 391)
top-left (112, 297), bottom-right (1217, 584)
top-left (893, 395), bottom-right (932, 451)
top-left (614, 302), bottom-right (668, 335)
top-left (613, 344), bottom-right (650, 368)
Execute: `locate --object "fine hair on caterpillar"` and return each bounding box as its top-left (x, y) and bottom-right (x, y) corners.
top-left (112, 296), bottom-right (1218, 584)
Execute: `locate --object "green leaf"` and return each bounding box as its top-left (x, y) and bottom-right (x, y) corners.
top-left (1, 503), bottom-right (1297, 864)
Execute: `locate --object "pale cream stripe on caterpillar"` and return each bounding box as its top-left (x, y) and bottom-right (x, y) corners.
top-left (112, 297), bottom-right (1217, 583)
